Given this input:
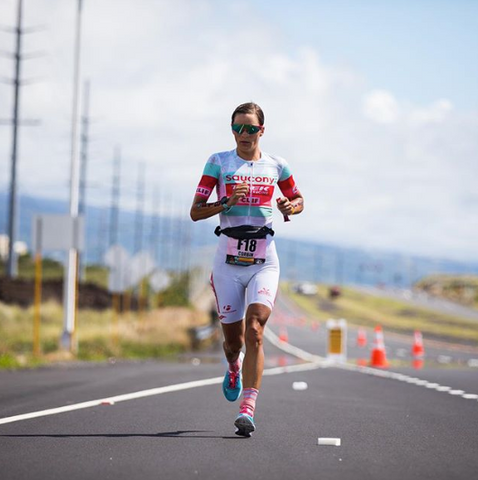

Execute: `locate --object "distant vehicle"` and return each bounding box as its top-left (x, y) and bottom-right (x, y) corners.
top-left (328, 285), bottom-right (342, 299)
top-left (294, 282), bottom-right (318, 295)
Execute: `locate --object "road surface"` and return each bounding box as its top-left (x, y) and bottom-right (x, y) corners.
top-left (1, 292), bottom-right (477, 480)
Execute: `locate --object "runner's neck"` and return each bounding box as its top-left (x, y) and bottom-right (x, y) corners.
top-left (235, 148), bottom-right (261, 162)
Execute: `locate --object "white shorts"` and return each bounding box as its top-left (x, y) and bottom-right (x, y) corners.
top-left (210, 236), bottom-right (280, 324)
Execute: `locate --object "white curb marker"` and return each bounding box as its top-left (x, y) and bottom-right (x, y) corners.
top-left (318, 438), bottom-right (341, 446)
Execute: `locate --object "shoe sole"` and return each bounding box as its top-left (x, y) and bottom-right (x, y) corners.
top-left (234, 416), bottom-right (255, 437)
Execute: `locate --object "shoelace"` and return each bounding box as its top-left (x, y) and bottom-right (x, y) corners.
top-left (228, 371), bottom-right (239, 389)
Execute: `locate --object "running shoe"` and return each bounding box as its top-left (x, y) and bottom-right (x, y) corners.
top-left (222, 351), bottom-right (244, 402)
top-left (234, 413), bottom-right (256, 437)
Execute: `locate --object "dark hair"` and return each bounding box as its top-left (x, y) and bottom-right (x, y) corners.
top-left (231, 102), bottom-right (265, 126)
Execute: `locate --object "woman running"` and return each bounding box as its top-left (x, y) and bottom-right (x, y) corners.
top-left (190, 102), bottom-right (304, 436)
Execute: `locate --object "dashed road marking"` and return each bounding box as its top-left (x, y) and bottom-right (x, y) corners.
top-left (266, 326), bottom-right (478, 405)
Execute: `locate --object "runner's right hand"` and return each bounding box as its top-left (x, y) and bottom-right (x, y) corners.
top-left (228, 182), bottom-right (249, 206)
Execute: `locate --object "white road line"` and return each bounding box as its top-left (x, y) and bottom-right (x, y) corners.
top-left (449, 390), bottom-right (465, 395)
top-left (436, 386), bottom-right (452, 392)
top-left (0, 359), bottom-right (325, 426)
top-left (0, 377), bottom-right (222, 426)
top-left (2, 325), bottom-right (476, 426)
top-left (266, 326), bottom-right (478, 404)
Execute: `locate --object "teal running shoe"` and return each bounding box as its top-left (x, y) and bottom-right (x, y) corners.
top-left (222, 352), bottom-right (244, 402)
top-left (234, 413), bottom-right (255, 437)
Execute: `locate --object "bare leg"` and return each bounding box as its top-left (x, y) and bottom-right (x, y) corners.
top-left (221, 320), bottom-right (245, 364)
top-left (242, 303), bottom-right (272, 390)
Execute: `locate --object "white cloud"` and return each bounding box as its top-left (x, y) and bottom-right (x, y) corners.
top-left (408, 99), bottom-right (453, 126)
top-left (362, 90), bottom-right (400, 124)
top-left (0, 0), bottom-right (477, 262)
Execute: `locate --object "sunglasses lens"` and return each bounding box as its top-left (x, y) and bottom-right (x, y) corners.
top-left (232, 124), bottom-right (262, 134)
top-left (232, 124), bottom-right (244, 134)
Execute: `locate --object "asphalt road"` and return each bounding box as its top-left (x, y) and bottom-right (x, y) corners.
top-left (1, 293), bottom-right (478, 480)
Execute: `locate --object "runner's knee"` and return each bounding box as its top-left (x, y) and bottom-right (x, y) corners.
top-left (245, 320), bottom-right (264, 348)
top-left (224, 337), bottom-right (244, 354)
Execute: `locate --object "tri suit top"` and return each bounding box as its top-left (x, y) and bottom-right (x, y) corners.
top-left (195, 149), bottom-right (300, 323)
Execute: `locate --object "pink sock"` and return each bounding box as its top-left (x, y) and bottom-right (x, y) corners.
top-left (228, 354), bottom-right (242, 373)
top-left (239, 388), bottom-right (259, 417)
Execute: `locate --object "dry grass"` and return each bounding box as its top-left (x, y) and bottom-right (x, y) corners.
top-left (0, 301), bottom-right (208, 368)
top-left (286, 284), bottom-right (478, 346)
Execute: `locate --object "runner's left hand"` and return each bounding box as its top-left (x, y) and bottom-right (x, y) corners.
top-left (276, 197), bottom-right (294, 215)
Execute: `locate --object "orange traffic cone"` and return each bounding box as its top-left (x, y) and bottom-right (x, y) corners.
top-left (356, 327), bottom-right (367, 347)
top-left (369, 325), bottom-right (389, 368)
top-left (279, 326), bottom-right (289, 343)
top-left (412, 330), bottom-right (425, 357)
top-left (411, 330), bottom-right (425, 369)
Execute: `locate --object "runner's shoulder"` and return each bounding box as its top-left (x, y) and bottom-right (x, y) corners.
top-left (262, 151), bottom-right (289, 169)
top-left (208, 149), bottom-right (236, 164)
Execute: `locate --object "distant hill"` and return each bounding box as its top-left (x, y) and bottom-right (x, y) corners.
top-left (1, 192), bottom-right (478, 287)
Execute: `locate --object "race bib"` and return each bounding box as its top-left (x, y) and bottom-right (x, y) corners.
top-left (226, 237), bottom-right (267, 267)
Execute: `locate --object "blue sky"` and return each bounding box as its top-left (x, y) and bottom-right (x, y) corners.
top-left (256, 0), bottom-right (478, 108)
top-left (0, 0), bottom-right (477, 261)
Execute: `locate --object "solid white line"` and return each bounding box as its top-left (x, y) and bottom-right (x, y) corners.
top-left (0, 354), bottom-right (326, 426)
top-left (263, 327), bottom-right (324, 363)
top-left (0, 377), bottom-right (222, 426)
top-left (2, 322), bottom-right (476, 426)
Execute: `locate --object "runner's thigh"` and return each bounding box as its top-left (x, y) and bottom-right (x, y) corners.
top-left (211, 266), bottom-right (247, 324)
top-left (246, 263), bottom-right (280, 311)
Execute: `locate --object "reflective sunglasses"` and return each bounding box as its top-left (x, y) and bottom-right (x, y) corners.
top-left (231, 123), bottom-right (264, 135)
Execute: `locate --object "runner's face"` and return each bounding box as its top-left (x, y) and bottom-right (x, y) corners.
top-left (232, 113), bottom-right (264, 157)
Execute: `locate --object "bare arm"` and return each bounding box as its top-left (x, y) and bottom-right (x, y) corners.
top-left (190, 182), bottom-right (250, 222)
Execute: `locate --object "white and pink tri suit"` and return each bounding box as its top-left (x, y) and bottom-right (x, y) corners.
top-left (195, 149), bottom-right (299, 323)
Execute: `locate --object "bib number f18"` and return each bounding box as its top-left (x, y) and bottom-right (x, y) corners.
top-left (226, 237), bottom-right (266, 267)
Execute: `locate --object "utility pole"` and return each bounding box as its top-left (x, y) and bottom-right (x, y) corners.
top-left (96, 209), bottom-right (108, 264)
top-left (109, 146), bottom-right (121, 247)
top-left (314, 246), bottom-right (322, 284)
top-left (2, 0), bottom-right (39, 277)
top-left (78, 80), bottom-right (90, 216)
top-left (78, 79), bottom-right (90, 279)
top-left (134, 163), bottom-right (145, 253)
top-left (149, 187), bottom-right (161, 262)
top-left (61, 0), bottom-right (84, 351)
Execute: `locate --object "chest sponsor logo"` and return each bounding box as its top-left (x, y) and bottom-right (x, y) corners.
top-left (224, 174), bottom-right (277, 185)
top-left (238, 197), bottom-right (260, 205)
